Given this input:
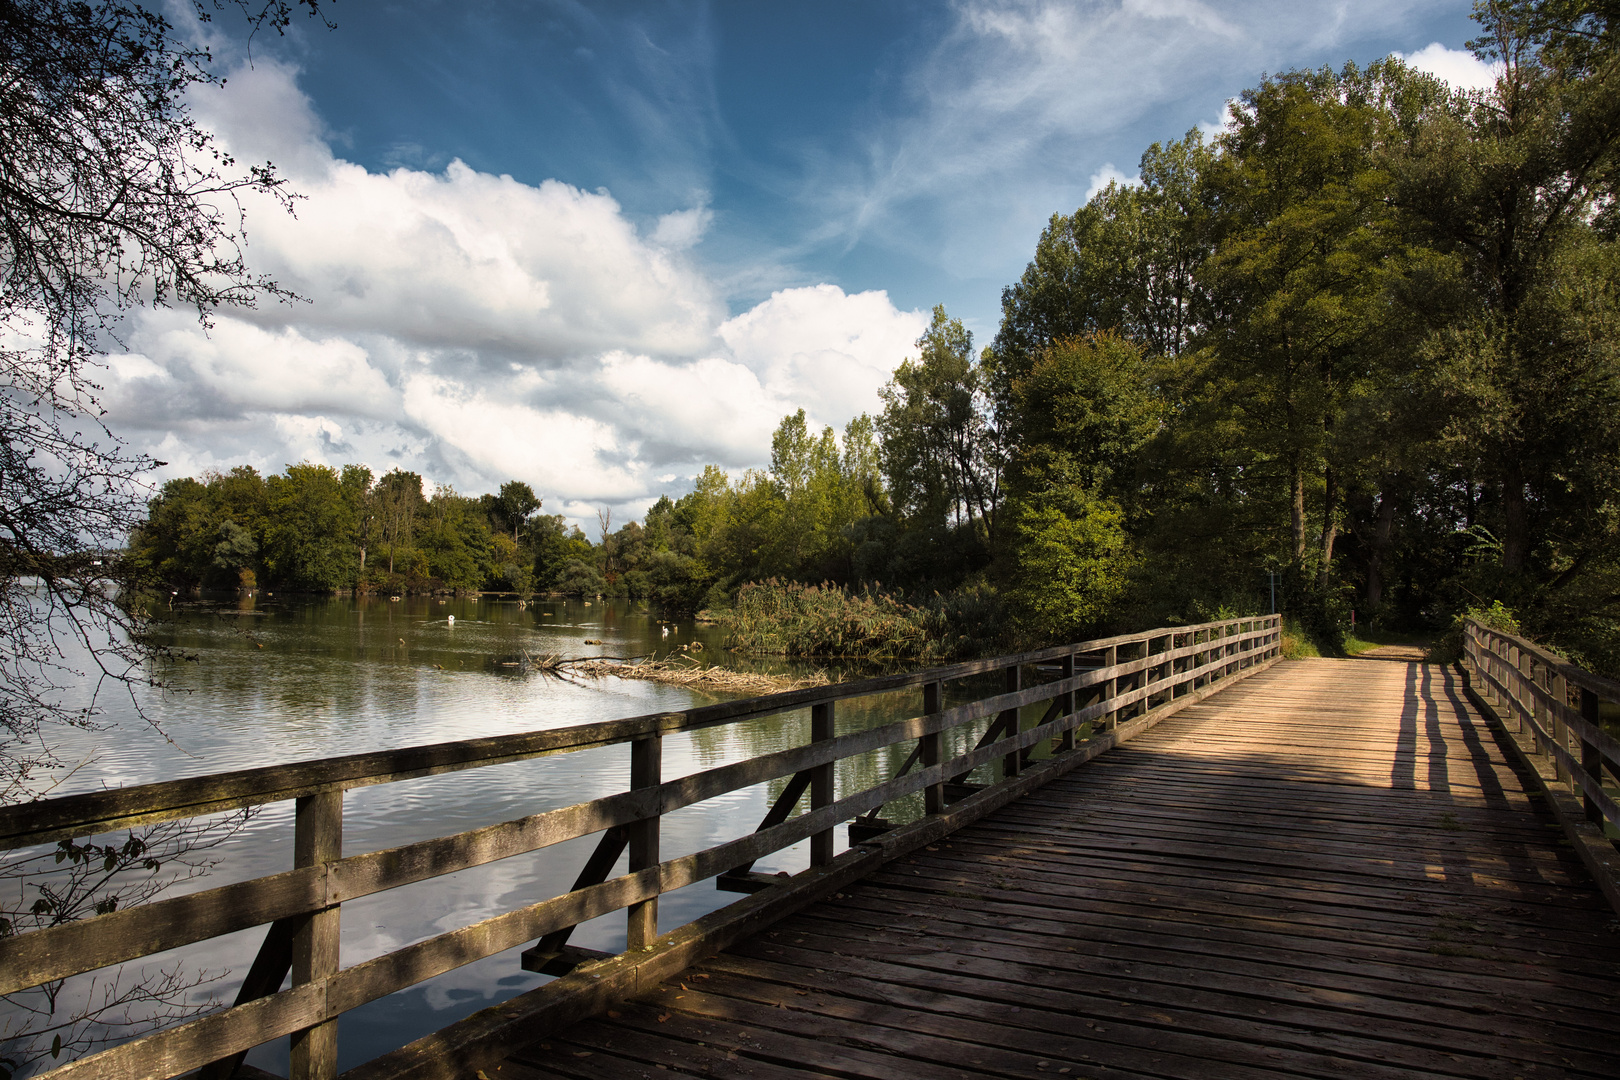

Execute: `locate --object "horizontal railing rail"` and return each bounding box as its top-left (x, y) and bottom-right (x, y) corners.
top-left (1461, 618), bottom-right (1620, 830)
top-left (2, 616), bottom-right (1280, 1080)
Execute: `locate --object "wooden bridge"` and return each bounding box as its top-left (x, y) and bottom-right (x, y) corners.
top-left (3, 616), bottom-right (1619, 1080)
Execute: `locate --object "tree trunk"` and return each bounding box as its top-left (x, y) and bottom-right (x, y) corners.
top-left (1502, 466), bottom-right (1528, 572)
top-left (1290, 462), bottom-right (1308, 561)
top-left (1366, 488), bottom-right (1396, 609)
top-left (1318, 466), bottom-right (1339, 590)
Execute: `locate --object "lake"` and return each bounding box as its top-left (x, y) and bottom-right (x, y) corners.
top-left (6, 593), bottom-right (929, 1076)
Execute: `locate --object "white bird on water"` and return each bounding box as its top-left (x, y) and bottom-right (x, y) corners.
top-left (447, 615), bottom-right (455, 626)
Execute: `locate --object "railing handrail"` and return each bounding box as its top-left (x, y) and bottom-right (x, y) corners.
top-left (0, 616), bottom-right (1269, 851)
top-left (1460, 617), bottom-right (1620, 834)
top-left (1462, 619), bottom-right (1620, 703)
top-left (5, 615), bottom-right (1281, 1080)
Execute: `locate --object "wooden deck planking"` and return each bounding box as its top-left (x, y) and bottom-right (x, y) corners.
top-left (501, 657), bottom-right (1620, 1080)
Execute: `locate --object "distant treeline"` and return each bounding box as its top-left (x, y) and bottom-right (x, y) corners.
top-left (131, 466), bottom-right (579, 598)
top-left (128, 400), bottom-right (1004, 618)
top-left (134, 8), bottom-right (1620, 672)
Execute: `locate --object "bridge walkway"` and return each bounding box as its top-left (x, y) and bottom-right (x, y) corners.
top-left (498, 656), bottom-right (1620, 1080)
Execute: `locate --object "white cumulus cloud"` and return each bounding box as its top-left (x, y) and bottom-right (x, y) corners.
top-left (1084, 163), bottom-right (1140, 202)
top-left (102, 60), bottom-right (926, 523)
top-left (718, 284), bottom-right (929, 429)
top-left (1396, 42), bottom-right (1501, 93)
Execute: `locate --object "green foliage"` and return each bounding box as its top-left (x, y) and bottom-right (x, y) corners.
top-left (878, 306), bottom-right (1002, 545)
top-left (1001, 491), bottom-right (1132, 644)
top-left (968, 24), bottom-right (1620, 674)
top-left (1279, 618), bottom-right (1324, 660)
top-left (263, 464), bottom-right (357, 591)
top-left (986, 129), bottom-right (1213, 411)
top-left (1428, 599), bottom-right (1524, 665)
top-left (724, 580), bottom-right (1007, 662)
top-left (134, 464), bottom-right (534, 596)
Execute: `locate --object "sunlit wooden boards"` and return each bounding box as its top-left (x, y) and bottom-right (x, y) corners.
top-left (500, 657), bottom-right (1620, 1080)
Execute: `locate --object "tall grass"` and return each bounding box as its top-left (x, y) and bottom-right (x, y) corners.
top-left (723, 580), bottom-right (1007, 662)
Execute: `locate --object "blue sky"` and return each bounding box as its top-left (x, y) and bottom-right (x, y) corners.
top-left (104, 0), bottom-right (1492, 525)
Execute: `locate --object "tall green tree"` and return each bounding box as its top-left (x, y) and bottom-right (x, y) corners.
top-left (262, 464), bottom-right (357, 591)
top-left (998, 333), bottom-right (1159, 637)
top-left (375, 469), bottom-right (426, 575)
top-left (1400, 2), bottom-right (1620, 571)
top-left (987, 130), bottom-right (1214, 415)
top-left (878, 306), bottom-right (1002, 542)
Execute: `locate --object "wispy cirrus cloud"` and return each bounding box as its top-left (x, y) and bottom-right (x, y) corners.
top-left (810, 0), bottom-right (1472, 288)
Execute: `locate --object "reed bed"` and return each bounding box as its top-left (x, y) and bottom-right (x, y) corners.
top-left (722, 579), bottom-right (1004, 662)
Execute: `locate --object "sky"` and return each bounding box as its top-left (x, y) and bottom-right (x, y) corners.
top-left (100, 0), bottom-right (1498, 529)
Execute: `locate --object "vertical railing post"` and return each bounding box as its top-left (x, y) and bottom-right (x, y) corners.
top-left (1001, 664), bottom-right (1022, 778)
top-left (1516, 646), bottom-right (1538, 753)
top-left (810, 702), bottom-right (835, 867)
top-left (626, 734), bottom-right (661, 951)
top-left (1549, 667), bottom-right (1570, 784)
top-left (1129, 640), bottom-right (1146, 720)
top-left (1057, 652), bottom-right (1076, 753)
top-left (922, 681), bottom-right (945, 815)
top-left (1580, 687), bottom-right (1603, 825)
top-left (290, 791), bottom-right (343, 1080)
top-left (1102, 644), bottom-right (1118, 731)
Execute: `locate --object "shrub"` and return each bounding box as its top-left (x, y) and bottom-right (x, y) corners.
top-left (723, 580), bottom-right (1009, 662)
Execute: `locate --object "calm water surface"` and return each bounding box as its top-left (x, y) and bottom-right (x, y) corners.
top-left (14, 595), bottom-right (933, 1075)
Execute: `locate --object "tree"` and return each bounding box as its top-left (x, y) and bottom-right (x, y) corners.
top-left (418, 486), bottom-right (490, 591)
top-left (2, 3), bottom-right (327, 1057)
top-left (878, 307), bottom-right (1003, 541)
top-left (530, 514), bottom-right (592, 591)
top-left (1199, 63), bottom-right (1421, 582)
top-left (0, 0), bottom-right (327, 792)
top-left (986, 130), bottom-right (1214, 415)
top-left (997, 333), bottom-right (1158, 639)
top-left (261, 464), bottom-right (356, 591)
top-left (375, 470), bottom-right (426, 575)
top-left (486, 481), bottom-right (541, 543)
top-left (1398, 1), bottom-right (1620, 594)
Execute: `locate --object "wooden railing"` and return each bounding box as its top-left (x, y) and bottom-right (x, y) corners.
top-left (1461, 618), bottom-right (1620, 832)
top-left (0, 616), bottom-right (1280, 1080)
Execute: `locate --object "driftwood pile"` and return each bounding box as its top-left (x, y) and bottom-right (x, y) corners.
top-left (520, 642), bottom-right (830, 695)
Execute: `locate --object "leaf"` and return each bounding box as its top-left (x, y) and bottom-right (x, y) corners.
top-left (51, 1035), bottom-right (62, 1059)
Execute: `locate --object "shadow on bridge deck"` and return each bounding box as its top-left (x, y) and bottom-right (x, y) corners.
top-left (497, 657), bottom-right (1620, 1080)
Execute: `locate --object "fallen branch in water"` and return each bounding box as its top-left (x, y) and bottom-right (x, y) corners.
top-left (521, 644), bottom-right (830, 695)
